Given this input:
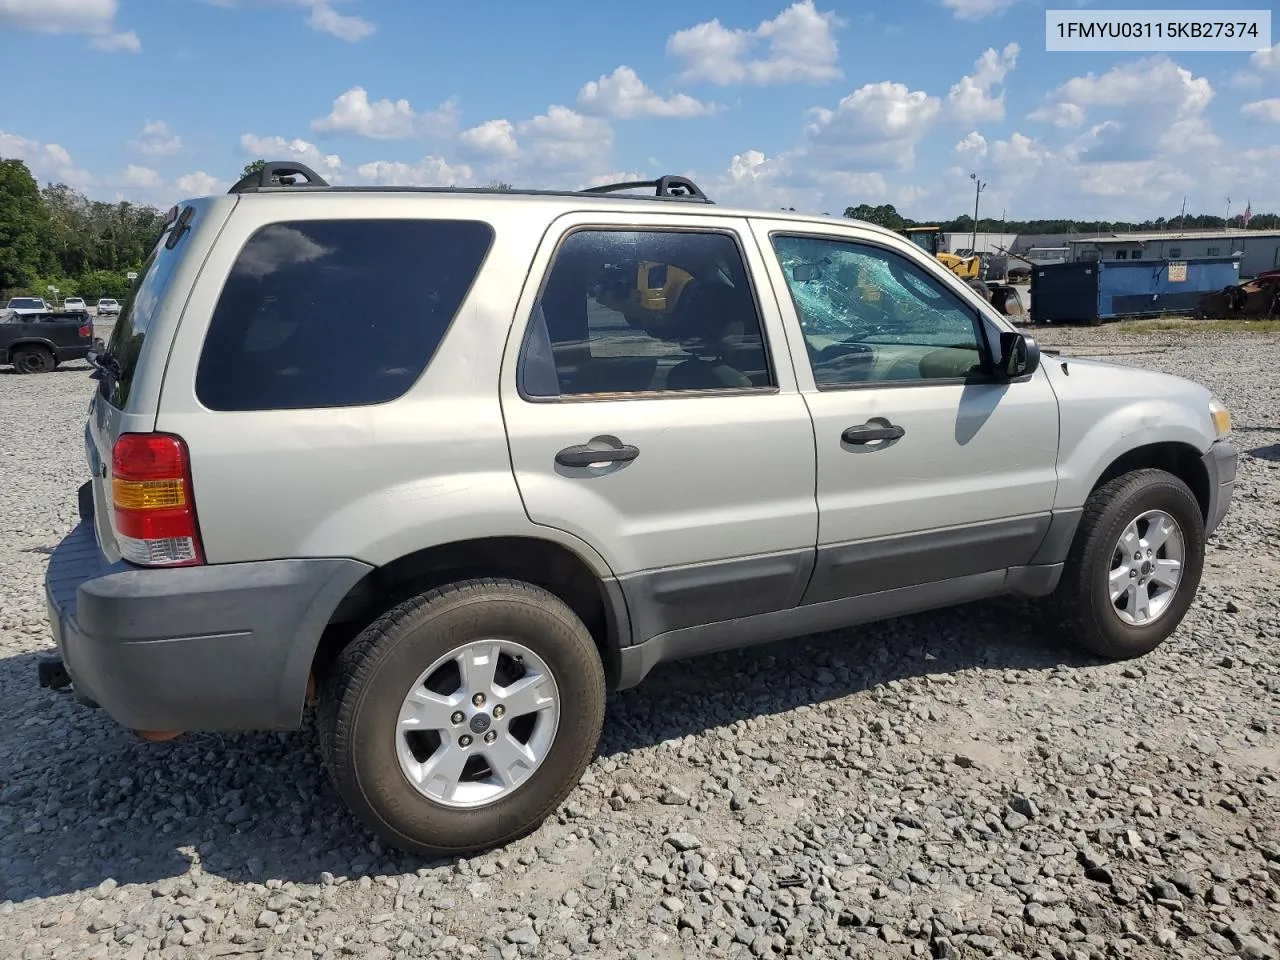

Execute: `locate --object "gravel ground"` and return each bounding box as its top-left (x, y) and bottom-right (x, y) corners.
top-left (1, 323), bottom-right (1278, 960)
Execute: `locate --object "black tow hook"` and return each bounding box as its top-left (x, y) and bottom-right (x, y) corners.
top-left (37, 657), bottom-right (72, 691)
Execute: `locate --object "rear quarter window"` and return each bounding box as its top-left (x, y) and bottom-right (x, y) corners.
top-left (100, 212), bottom-right (191, 410)
top-left (195, 218), bottom-right (494, 411)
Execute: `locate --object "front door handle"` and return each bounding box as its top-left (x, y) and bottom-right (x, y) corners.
top-left (842, 423), bottom-right (905, 444)
top-left (555, 442), bottom-right (640, 468)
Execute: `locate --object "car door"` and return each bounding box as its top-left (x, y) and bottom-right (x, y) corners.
top-left (500, 213), bottom-right (819, 643)
top-left (749, 220), bottom-right (1061, 605)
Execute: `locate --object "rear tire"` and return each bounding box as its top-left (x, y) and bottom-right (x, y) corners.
top-left (317, 578), bottom-right (606, 857)
top-left (1047, 468), bottom-right (1205, 660)
top-left (12, 345), bottom-right (54, 374)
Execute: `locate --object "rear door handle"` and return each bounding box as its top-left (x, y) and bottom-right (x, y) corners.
top-left (842, 423), bottom-right (905, 444)
top-left (555, 442), bottom-right (640, 468)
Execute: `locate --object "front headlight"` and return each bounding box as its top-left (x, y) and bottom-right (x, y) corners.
top-left (1209, 397), bottom-right (1232, 438)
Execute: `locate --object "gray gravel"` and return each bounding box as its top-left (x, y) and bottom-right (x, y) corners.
top-left (2, 323), bottom-right (1279, 960)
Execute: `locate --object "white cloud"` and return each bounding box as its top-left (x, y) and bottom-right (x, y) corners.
top-left (306, 1), bottom-right (373, 40)
top-left (1226, 70), bottom-right (1262, 90)
top-left (90, 29), bottom-right (139, 52)
top-left (697, 148), bottom-right (886, 214)
top-left (311, 86), bottom-right (458, 140)
top-left (988, 132), bottom-right (1050, 169)
top-left (176, 171), bottom-right (224, 196)
top-left (1052, 56), bottom-right (1213, 113)
top-left (586, 170), bottom-right (649, 187)
top-left (0, 129), bottom-right (92, 186)
top-left (131, 120), bottom-right (183, 158)
top-left (805, 81), bottom-right (941, 168)
top-left (0, 0), bottom-right (140, 52)
top-left (1029, 56), bottom-right (1217, 162)
top-left (946, 43), bottom-right (1018, 124)
top-left (1027, 101), bottom-right (1086, 128)
top-left (1073, 161), bottom-right (1194, 201)
top-left (941, 0), bottom-right (1021, 19)
top-left (577, 66), bottom-right (715, 119)
top-left (954, 131), bottom-right (988, 157)
top-left (0, 0), bottom-right (113, 30)
top-left (1251, 42), bottom-right (1280, 71)
top-left (356, 156), bottom-right (474, 187)
top-left (119, 164), bottom-right (161, 189)
top-left (202, 1), bottom-right (373, 42)
top-left (895, 184), bottom-right (930, 209)
top-left (459, 119), bottom-right (519, 159)
top-left (1242, 98), bottom-right (1280, 123)
top-left (240, 134), bottom-right (343, 178)
top-left (667, 1), bottom-right (844, 86)
top-left (516, 105), bottom-right (613, 174)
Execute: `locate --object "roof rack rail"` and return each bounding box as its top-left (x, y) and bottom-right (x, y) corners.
top-left (579, 175), bottom-right (711, 203)
top-left (228, 161), bottom-right (330, 194)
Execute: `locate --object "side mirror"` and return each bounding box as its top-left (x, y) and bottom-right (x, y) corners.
top-left (997, 330), bottom-right (1040, 379)
top-left (792, 263), bottom-right (821, 282)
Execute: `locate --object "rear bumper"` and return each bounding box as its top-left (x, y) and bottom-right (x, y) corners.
top-left (1202, 438), bottom-right (1237, 538)
top-left (45, 496), bottom-right (370, 732)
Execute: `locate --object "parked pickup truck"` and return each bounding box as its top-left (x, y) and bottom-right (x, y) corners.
top-left (0, 309), bottom-right (97, 374)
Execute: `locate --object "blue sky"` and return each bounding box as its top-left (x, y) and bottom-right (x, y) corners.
top-left (1, 0), bottom-right (1277, 221)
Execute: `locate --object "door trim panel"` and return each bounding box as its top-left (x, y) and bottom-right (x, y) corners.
top-left (802, 513), bottom-right (1052, 605)
top-left (618, 547), bottom-right (815, 644)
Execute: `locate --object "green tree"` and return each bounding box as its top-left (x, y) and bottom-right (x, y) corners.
top-left (241, 159), bottom-right (267, 179)
top-left (843, 203), bottom-right (906, 229)
top-left (0, 158), bottom-right (53, 293)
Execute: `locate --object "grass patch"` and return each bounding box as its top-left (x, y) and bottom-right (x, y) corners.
top-left (1122, 317), bottom-right (1280, 334)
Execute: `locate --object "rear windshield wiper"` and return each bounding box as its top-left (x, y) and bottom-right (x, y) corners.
top-left (87, 349), bottom-right (121, 383)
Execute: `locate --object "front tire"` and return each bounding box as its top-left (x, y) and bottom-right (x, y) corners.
top-left (317, 578), bottom-right (606, 858)
top-left (1048, 468), bottom-right (1205, 660)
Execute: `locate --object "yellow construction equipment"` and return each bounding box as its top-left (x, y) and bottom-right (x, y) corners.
top-left (897, 225), bottom-right (1024, 318)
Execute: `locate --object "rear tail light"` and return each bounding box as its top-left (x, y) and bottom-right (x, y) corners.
top-left (78, 324), bottom-right (92, 338)
top-left (111, 433), bottom-right (204, 567)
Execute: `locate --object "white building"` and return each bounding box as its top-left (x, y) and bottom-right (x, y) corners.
top-left (1066, 231), bottom-right (1280, 277)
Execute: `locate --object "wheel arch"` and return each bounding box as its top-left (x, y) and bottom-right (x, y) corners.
top-left (1089, 441), bottom-right (1210, 525)
top-left (8, 337), bottom-right (57, 355)
top-left (312, 535), bottom-right (631, 690)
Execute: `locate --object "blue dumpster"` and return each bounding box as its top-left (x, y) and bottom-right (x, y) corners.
top-left (1030, 255), bottom-right (1242, 323)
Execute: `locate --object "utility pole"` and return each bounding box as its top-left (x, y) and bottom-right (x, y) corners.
top-left (969, 172), bottom-right (986, 253)
top-left (1225, 197), bottom-right (1231, 231)
top-left (1178, 196), bottom-right (1186, 232)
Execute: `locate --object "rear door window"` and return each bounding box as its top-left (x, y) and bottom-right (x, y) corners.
top-left (195, 218), bottom-right (493, 411)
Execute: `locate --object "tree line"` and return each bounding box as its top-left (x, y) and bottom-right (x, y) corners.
top-left (0, 157), bottom-right (167, 303)
top-left (841, 202), bottom-right (1280, 235)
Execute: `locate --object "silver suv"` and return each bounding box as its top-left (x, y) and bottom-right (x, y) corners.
top-left (43, 161), bottom-right (1237, 857)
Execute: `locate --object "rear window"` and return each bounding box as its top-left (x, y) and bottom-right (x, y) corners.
top-left (195, 218), bottom-right (493, 411)
top-left (7, 298), bottom-right (43, 309)
top-left (99, 208), bottom-right (194, 409)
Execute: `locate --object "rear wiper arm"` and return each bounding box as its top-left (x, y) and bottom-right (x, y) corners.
top-left (87, 349), bottom-right (121, 382)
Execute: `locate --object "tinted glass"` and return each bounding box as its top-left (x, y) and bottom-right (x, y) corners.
top-left (196, 219), bottom-right (493, 411)
top-left (8, 299), bottom-right (43, 308)
top-left (100, 211), bottom-right (192, 409)
top-left (771, 234), bottom-right (985, 386)
top-left (521, 229), bottom-right (772, 397)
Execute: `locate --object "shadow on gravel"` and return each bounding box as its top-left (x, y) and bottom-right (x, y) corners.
top-left (1248, 444), bottom-right (1280, 462)
top-left (0, 363), bottom-right (92, 376)
top-left (0, 596), bottom-right (1088, 903)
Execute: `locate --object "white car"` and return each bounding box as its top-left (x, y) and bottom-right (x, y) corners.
top-left (63, 297), bottom-right (87, 313)
top-left (96, 298), bottom-right (120, 317)
top-left (5, 297), bottom-right (48, 317)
